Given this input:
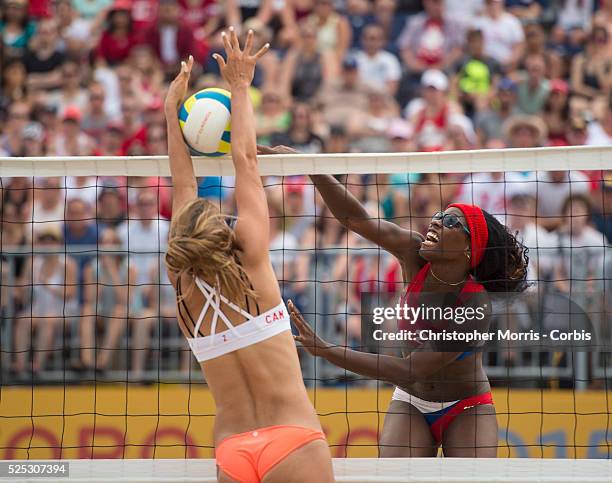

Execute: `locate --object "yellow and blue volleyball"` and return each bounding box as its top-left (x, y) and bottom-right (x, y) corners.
top-left (179, 88), bottom-right (231, 157)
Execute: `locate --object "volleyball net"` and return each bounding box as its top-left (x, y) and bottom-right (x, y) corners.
top-left (0, 146), bottom-right (611, 480)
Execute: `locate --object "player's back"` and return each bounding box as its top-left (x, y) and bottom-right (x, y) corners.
top-left (172, 259), bottom-right (321, 444)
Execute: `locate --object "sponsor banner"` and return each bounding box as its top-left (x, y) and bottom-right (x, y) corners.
top-left (0, 387), bottom-right (610, 459)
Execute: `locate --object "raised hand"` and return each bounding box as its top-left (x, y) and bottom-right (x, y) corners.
top-left (213, 27), bottom-right (269, 90)
top-left (164, 54), bottom-right (194, 113)
top-left (288, 300), bottom-right (330, 357)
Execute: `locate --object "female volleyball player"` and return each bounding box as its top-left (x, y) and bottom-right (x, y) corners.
top-left (258, 147), bottom-right (528, 457)
top-left (164, 31), bottom-right (333, 482)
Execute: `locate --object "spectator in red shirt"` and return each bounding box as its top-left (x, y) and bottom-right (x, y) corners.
top-left (131, 0), bottom-right (157, 31)
top-left (178, 0), bottom-right (221, 37)
top-left (142, 0), bottom-right (205, 78)
top-left (95, 0), bottom-right (139, 66)
top-left (28, 0), bottom-right (50, 18)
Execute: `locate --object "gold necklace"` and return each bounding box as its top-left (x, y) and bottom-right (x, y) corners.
top-left (429, 267), bottom-right (466, 286)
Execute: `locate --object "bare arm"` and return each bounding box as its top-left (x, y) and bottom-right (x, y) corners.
top-left (570, 55), bottom-right (595, 99)
top-left (335, 16), bottom-right (352, 62)
top-left (88, 4), bottom-right (112, 49)
top-left (310, 174), bottom-right (423, 262)
top-left (289, 300), bottom-right (460, 387)
top-left (401, 47), bottom-right (427, 74)
top-left (596, 60), bottom-right (612, 93)
top-left (442, 47), bottom-right (463, 72)
top-left (279, 0), bottom-right (298, 44)
top-left (225, 0), bottom-right (242, 33)
top-left (506, 41), bottom-right (525, 73)
top-left (278, 47), bottom-right (299, 99)
top-left (127, 265), bottom-right (137, 306)
top-left (256, 145), bottom-right (423, 265)
top-left (26, 70), bottom-right (64, 91)
top-left (319, 347), bottom-right (461, 388)
top-left (202, 10), bottom-right (222, 37)
top-left (164, 56), bottom-right (198, 217)
top-left (508, 3), bottom-right (541, 19)
top-left (64, 257), bottom-right (78, 300)
top-left (320, 50), bottom-right (337, 82)
top-left (213, 28), bottom-right (270, 264)
top-left (255, 0), bottom-right (274, 24)
top-left (386, 79), bottom-right (399, 97)
top-left (81, 264), bottom-right (96, 315)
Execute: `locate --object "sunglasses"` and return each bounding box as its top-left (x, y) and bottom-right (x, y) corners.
top-left (431, 211), bottom-right (471, 237)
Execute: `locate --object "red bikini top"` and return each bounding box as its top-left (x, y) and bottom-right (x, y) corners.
top-left (397, 263), bottom-right (485, 341)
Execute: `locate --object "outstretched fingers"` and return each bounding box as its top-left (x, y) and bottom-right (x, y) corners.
top-left (221, 31), bottom-right (232, 54)
top-left (212, 52), bottom-right (226, 71)
top-left (229, 26), bottom-right (240, 51)
top-left (220, 26), bottom-right (268, 61)
top-left (288, 300), bottom-right (309, 332)
top-left (178, 55), bottom-right (194, 80)
top-left (254, 42), bottom-right (270, 60)
top-left (243, 29), bottom-right (254, 56)
top-left (290, 311), bottom-right (305, 332)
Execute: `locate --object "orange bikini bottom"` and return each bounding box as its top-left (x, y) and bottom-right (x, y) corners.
top-left (216, 424), bottom-right (327, 483)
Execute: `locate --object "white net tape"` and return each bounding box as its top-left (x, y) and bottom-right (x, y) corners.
top-left (1, 145), bottom-right (610, 177)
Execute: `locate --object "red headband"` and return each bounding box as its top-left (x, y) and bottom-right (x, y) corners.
top-left (446, 203), bottom-right (489, 268)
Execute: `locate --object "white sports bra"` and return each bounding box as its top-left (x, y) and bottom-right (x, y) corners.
top-left (181, 276), bottom-right (291, 362)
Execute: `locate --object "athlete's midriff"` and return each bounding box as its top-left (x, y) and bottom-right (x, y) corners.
top-left (398, 263), bottom-right (491, 402)
top-left (405, 360), bottom-right (492, 402)
top-left (201, 332), bottom-right (322, 444)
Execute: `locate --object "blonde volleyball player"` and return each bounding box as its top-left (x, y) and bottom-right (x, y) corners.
top-left (164, 30), bottom-right (333, 483)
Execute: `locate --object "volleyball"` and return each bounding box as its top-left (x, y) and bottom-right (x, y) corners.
top-left (179, 88), bottom-right (231, 157)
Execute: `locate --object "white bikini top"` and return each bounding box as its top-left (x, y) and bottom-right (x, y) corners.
top-left (184, 276), bottom-right (291, 362)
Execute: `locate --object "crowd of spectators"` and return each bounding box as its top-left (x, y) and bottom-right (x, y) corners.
top-left (0, 0), bottom-right (611, 383)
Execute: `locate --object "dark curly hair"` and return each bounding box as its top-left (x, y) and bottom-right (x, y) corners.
top-left (472, 211), bottom-right (529, 293)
